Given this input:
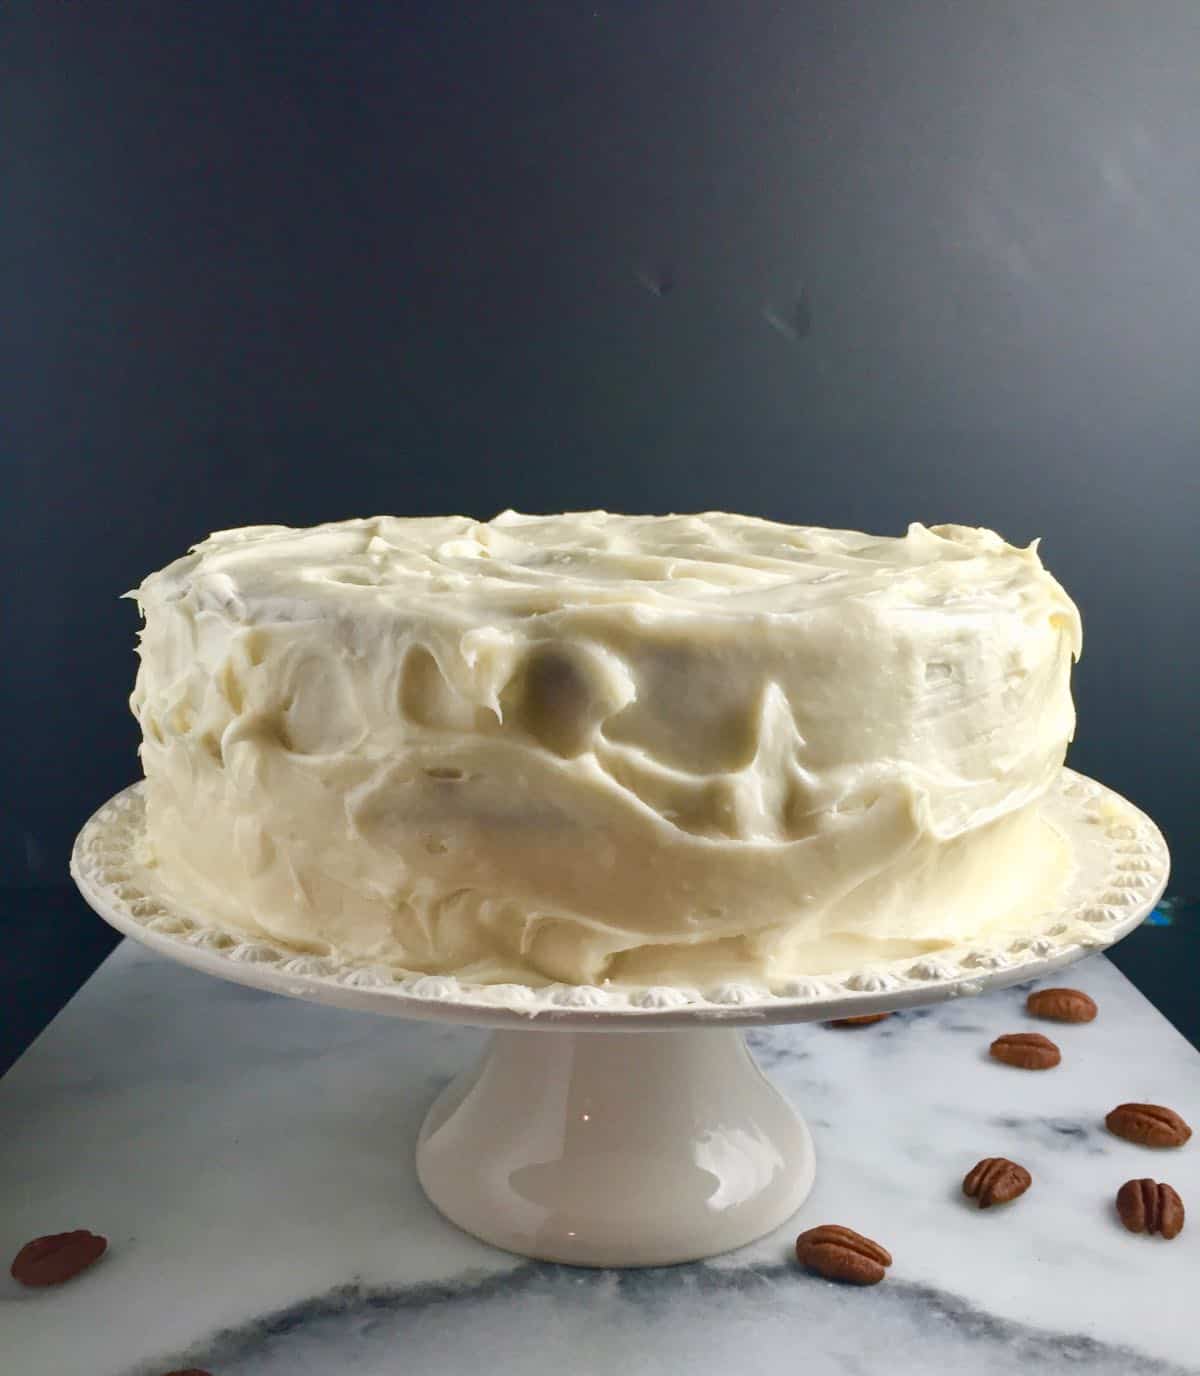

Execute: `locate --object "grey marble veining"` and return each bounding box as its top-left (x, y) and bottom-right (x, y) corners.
top-left (138, 1258), bottom-right (1200, 1376)
top-left (2, 943), bottom-right (1198, 1375)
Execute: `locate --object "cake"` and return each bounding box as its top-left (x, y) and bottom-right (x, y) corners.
top-left (127, 512), bottom-right (1082, 987)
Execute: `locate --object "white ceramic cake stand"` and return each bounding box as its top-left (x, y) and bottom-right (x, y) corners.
top-left (70, 769), bottom-right (1167, 1269)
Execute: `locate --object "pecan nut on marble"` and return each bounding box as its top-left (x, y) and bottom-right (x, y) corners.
top-left (962, 1157), bottom-right (1032, 1208)
top-left (1025, 987), bottom-right (1098, 1023)
top-left (795, 1225), bottom-right (892, 1285)
top-left (989, 1031), bottom-right (1061, 1070)
top-left (9, 1230), bottom-right (108, 1287)
top-left (1106, 1103), bottom-right (1192, 1148)
top-left (827, 1012), bottom-right (891, 1028)
top-left (1116, 1179), bottom-right (1185, 1239)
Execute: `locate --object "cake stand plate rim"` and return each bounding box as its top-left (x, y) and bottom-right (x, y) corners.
top-left (69, 769), bottom-right (1169, 1030)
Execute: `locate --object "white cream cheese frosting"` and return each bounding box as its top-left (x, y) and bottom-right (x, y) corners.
top-left (127, 512), bottom-right (1082, 987)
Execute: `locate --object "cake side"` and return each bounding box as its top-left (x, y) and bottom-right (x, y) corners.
top-left (128, 512), bottom-right (1082, 986)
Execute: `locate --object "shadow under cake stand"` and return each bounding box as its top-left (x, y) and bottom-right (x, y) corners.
top-left (71, 769), bottom-right (1168, 1268)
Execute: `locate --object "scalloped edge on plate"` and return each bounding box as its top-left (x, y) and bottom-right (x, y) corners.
top-left (69, 769), bottom-right (1169, 1030)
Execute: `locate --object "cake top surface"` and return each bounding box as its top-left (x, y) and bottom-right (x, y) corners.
top-left (134, 511), bottom-right (1082, 644)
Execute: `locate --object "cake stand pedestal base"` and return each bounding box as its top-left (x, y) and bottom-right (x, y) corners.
top-left (415, 1027), bottom-right (815, 1268)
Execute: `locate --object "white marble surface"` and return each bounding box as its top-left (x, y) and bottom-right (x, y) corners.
top-left (2, 942), bottom-right (1199, 1375)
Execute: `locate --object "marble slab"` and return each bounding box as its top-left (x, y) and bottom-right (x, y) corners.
top-left (2, 942), bottom-right (1198, 1375)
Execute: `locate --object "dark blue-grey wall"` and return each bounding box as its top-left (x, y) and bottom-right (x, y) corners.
top-left (3, 2), bottom-right (1197, 906)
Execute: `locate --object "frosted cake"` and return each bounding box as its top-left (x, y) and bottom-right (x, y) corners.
top-left (127, 512), bottom-right (1082, 986)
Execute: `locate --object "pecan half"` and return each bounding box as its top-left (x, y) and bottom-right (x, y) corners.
top-left (795, 1224), bottom-right (892, 1285)
top-left (10, 1230), bottom-right (108, 1287)
top-left (1025, 987), bottom-right (1097, 1023)
top-left (828, 1013), bottom-right (891, 1028)
top-left (989, 1032), bottom-right (1061, 1070)
top-left (1116, 1179), bottom-right (1185, 1238)
top-left (1106, 1103), bottom-right (1192, 1148)
top-left (962, 1157), bottom-right (1032, 1208)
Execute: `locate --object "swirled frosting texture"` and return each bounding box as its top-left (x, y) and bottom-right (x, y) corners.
top-left (128, 512), bottom-right (1082, 986)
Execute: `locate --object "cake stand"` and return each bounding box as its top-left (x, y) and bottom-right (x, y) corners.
top-left (70, 769), bottom-right (1168, 1269)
